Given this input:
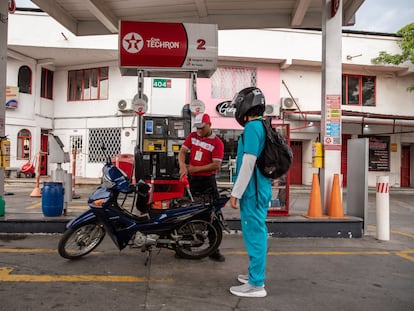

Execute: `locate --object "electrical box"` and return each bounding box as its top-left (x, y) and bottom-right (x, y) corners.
top-left (48, 135), bottom-right (69, 163)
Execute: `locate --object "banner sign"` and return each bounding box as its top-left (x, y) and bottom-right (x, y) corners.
top-left (216, 100), bottom-right (236, 117)
top-left (6, 86), bottom-right (19, 109)
top-left (119, 21), bottom-right (217, 77)
top-left (368, 136), bottom-right (390, 171)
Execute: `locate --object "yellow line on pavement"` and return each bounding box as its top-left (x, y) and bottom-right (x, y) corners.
top-left (228, 251), bottom-right (391, 256)
top-left (27, 202), bottom-right (41, 209)
top-left (394, 249), bottom-right (414, 263)
top-left (368, 225), bottom-right (414, 240)
top-left (390, 229), bottom-right (414, 240)
top-left (66, 205), bottom-right (89, 210)
top-left (1, 246), bottom-right (412, 264)
top-left (0, 248), bottom-right (393, 257)
top-left (0, 267), bottom-right (173, 283)
top-left (0, 248), bottom-right (56, 253)
top-left (27, 204), bottom-right (88, 210)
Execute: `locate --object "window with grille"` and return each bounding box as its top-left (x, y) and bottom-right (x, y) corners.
top-left (70, 135), bottom-right (83, 177)
top-left (70, 135), bottom-right (83, 152)
top-left (211, 66), bottom-right (257, 99)
top-left (68, 67), bottom-right (109, 101)
top-left (41, 68), bottom-right (54, 100)
top-left (18, 66), bottom-right (32, 94)
top-left (88, 128), bottom-right (121, 163)
top-left (342, 74), bottom-right (376, 106)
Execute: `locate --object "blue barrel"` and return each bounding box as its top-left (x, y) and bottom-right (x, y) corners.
top-left (42, 182), bottom-right (64, 217)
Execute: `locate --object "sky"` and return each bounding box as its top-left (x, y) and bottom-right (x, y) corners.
top-left (343, 0), bottom-right (414, 33)
top-left (14, 0), bottom-right (414, 34)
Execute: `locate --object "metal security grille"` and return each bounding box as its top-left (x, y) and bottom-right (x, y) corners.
top-left (211, 66), bottom-right (257, 99)
top-left (70, 135), bottom-right (83, 152)
top-left (88, 128), bottom-right (121, 163)
top-left (70, 135), bottom-right (83, 177)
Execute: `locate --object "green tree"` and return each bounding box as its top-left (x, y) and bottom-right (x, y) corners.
top-left (371, 23), bottom-right (414, 91)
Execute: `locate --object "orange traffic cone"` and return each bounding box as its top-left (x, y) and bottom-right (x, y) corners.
top-left (305, 173), bottom-right (326, 218)
top-left (328, 174), bottom-right (346, 218)
top-left (30, 174), bottom-right (41, 197)
top-left (30, 152), bottom-right (42, 198)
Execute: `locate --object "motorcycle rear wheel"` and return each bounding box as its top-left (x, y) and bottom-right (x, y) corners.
top-left (58, 223), bottom-right (106, 259)
top-left (175, 220), bottom-right (222, 260)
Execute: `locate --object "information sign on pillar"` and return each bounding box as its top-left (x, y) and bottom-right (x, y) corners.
top-left (322, 94), bottom-right (342, 150)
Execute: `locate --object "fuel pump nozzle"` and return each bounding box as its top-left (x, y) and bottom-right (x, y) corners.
top-left (181, 175), bottom-right (194, 202)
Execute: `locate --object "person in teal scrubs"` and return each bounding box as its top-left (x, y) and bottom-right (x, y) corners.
top-left (229, 87), bottom-right (272, 298)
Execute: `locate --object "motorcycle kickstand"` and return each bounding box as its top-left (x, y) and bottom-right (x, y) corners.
top-left (143, 247), bottom-right (152, 266)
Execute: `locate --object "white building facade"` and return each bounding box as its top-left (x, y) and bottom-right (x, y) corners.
top-left (6, 12), bottom-right (414, 187)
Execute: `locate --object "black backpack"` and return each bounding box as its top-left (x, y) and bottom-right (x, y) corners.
top-left (256, 117), bottom-right (293, 179)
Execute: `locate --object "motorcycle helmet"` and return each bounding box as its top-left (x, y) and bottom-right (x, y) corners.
top-left (232, 87), bottom-right (265, 127)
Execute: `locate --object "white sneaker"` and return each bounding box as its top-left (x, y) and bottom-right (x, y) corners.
top-left (237, 274), bottom-right (265, 287)
top-left (230, 283), bottom-right (267, 298)
top-left (237, 274), bottom-right (249, 284)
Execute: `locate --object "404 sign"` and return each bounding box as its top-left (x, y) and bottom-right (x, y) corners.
top-left (153, 79), bottom-right (171, 88)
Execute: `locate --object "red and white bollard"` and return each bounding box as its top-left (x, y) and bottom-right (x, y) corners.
top-left (376, 176), bottom-right (390, 241)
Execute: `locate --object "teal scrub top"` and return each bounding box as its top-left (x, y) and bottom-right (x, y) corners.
top-left (235, 118), bottom-right (272, 203)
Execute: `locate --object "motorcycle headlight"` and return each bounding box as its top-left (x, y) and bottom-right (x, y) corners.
top-left (102, 172), bottom-right (116, 189)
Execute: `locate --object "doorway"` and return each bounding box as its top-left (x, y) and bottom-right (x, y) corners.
top-left (290, 141), bottom-right (302, 185)
top-left (341, 134), bottom-right (352, 187)
top-left (401, 145), bottom-right (411, 187)
top-left (40, 132), bottom-right (48, 175)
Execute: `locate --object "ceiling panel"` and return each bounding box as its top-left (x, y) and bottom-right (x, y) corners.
top-left (31, 0), bottom-right (364, 36)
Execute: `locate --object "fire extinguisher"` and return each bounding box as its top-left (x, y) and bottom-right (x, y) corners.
top-left (0, 136), bottom-right (11, 168)
top-left (312, 141), bottom-right (323, 168)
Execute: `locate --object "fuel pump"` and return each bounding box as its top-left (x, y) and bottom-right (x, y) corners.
top-left (167, 117), bottom-right (190, 177)
top-left (142, 116), bottom-right (168, 178)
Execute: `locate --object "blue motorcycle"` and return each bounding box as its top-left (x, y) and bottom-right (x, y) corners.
top-left (58, 152), bottom-right (229, 261)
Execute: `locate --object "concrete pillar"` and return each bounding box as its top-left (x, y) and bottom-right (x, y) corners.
top-left (0, 1), bottom-right (9, 197)
top-left (320, 0), bottom-right (343, 211)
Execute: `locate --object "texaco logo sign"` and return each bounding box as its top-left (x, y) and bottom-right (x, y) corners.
top-left (122, 33), bottom-right (144, 54)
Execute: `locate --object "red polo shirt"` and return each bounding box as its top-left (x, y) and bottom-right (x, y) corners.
top-left (182, 131), bottom-right (224, 177)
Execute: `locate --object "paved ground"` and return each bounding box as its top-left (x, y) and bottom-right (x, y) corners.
top-left (0, 224), bottom-right (413, 310)
top-left (0, 178), bottom-right (413, 310)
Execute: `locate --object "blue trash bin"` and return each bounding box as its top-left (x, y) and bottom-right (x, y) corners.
top-left (42, 182), bottom-right (64, 217)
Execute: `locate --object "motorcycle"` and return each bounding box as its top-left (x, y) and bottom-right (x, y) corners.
top-left (58, 149), bottom-right (229, 262)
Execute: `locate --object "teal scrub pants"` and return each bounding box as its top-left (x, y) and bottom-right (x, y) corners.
top-left (239, 195), bottom-right (268, 287)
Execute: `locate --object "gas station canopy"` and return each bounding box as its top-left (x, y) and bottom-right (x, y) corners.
top-left (30, 0), bottom-right (364, 36)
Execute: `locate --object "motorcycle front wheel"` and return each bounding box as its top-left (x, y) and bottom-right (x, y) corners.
top-left (58, 223), bottom-right (106, 259)
top-left (175, 220), bottom-right (222, 260)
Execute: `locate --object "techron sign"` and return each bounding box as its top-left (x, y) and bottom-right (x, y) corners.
top-left (216, 100), bottom-right (236, 117)
top-left (119, 21), bottom-right (217, 77)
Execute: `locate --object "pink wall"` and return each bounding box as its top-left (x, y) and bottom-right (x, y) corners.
top-left (190, 67), bottom-right (280, 130)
